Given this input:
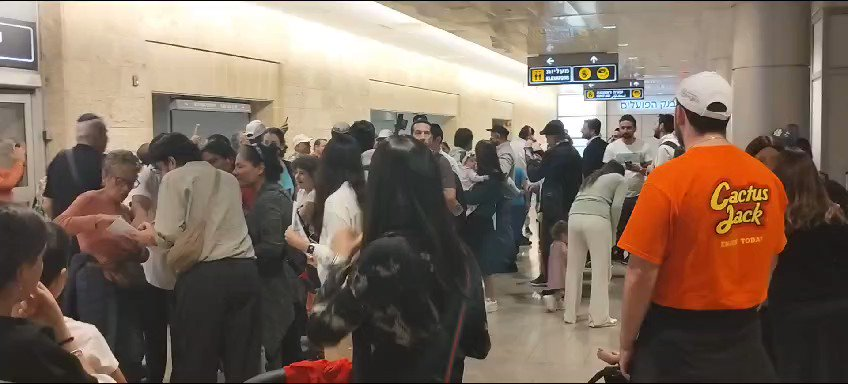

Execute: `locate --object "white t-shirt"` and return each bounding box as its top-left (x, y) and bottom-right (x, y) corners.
top-left (603, 138), bottom-right (654, 197)
top-left (290, 188), bottom-right (316, 237)
top-left (654, 133), bottom-right (680, 169)
top-left (510, 138), bottom-right (528, 172)
top-left (128, 165), bottom-right (177, 290)
top-left (64, 317), bottom-right (119, 378)
top-left (314, 182), bottom-right (362, 282)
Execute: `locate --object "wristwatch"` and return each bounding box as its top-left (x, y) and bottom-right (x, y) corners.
top-left (306, 244), bottom-right (316, 255)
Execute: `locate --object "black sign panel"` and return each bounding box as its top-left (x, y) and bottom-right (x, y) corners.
top-left (584, 88), bottom-right (644, 101)
top-left (527, 52), bottom-right (618, 86)
top-left (527, 52), bottom-right (618, 68)
top-left (528, 64), bottom-right (617, 86)
top-left (0, 17), bottom-right (37, 71)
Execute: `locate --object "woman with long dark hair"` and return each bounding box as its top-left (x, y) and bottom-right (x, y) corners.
top-left (307, 135), bottom-right (490, 382)
top-left (767, 149), bottom-right (848, 381)
top-left (285, 133), bottom-right (365, 283)
top-left (563, 161), bottom-right (627, 328)
top-left (464, 140), bottom-right (508, 313)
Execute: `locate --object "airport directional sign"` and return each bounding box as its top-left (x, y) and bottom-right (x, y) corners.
top-left (583, 79), bottom-right (644, 100)
top-left (527, 52), bottom-right (618, 86)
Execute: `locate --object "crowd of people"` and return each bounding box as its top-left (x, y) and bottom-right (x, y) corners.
top-left (1, 69), bottom-right (847, 383)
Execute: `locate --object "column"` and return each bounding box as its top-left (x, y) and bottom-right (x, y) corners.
top-left (812, 5), bottom-right (848, 180)
top-left (730, 1), bottom-right (810, 147)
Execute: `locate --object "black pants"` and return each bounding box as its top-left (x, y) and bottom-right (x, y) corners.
top-left (171, 259), bottom-right (262, 383)
top-left (281, 302), bottom-right (307, 366)
top-left (631, 304), bottom-right (776, 383)
top-left (139, 285), bottom-right (171, 382)
top-left (613, 196), bottom-right (639, 260)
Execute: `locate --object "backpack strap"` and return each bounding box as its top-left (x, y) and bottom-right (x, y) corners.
top-left (661, 141), bottom-right (679, 151)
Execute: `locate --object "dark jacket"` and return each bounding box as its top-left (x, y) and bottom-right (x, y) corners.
top-left (308, 233), bottom-right (490, 382)
top-left (245, 182), bottom-right (293, 277)
top-left (527, 141), bottom-right (583, 221)
top-left (582, 136), bottom-right (608, 177)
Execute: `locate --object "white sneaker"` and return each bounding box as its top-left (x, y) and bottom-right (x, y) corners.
top-left (543, 295), bottom-right (557, 312)
top-left (589, 318), bottom-right (619, 329)
top-left (485, 299), bottom-right (499, 313)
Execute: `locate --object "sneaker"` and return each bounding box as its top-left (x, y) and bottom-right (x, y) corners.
top-left (485, 299), bottom-right (499, 313)
top-left (543, 295), bottom-right (557, 312)
top-left (589, 318), bottom-right (619, 329)
top-left (529, 276), bottom-right (547, 287)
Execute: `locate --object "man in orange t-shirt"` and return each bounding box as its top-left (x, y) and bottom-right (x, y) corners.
top-left (617, 72), bottom-right (788, 382)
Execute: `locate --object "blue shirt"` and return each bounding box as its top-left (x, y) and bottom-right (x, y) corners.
top-left (511, 168), bottom-right (527, 206)
top-left (278, 163), bottom-right (295, 197)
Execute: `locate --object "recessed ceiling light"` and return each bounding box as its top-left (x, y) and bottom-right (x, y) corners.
top-left (603, 25), bottom-right (617, 29)
top-left (628, 56), bottom-right (639, 60)
top-left (618, 43), bottom-right (629, 47)
top-left (636, 66), bottom-right (646, 69)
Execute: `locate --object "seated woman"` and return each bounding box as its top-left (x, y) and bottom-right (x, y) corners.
top-left (40, 222), bottom-right (126, 383)
top-left (768, 149), bottom-right (848, 382)
top-left (0, 204), bottom-right (93, 382)
top-left (307, 136), bottom-right (490, 382)
top-left (54, 150), bottom-right (147, 381)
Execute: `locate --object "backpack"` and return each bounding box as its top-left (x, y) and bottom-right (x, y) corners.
top-left (662, 141), bottom-right (685, 159)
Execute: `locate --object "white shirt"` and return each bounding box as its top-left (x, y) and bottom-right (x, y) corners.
top-left (64, 317), bottom-right (119, 379)
top-left (509, 138), bottom-right (528, 172)
top-left (154, 162), bottom-right (255, 263)
top-left (314, 181), bottom-right (363, 282)
top-left (440, 150), bottom-right (463, 180)
top-left (290, 188), bottom-right (315, 237)
top-left (496, 141), bottom-right (516, 179)
top-left (361, 149), bottom-right (375, 180)
top-left (128, 165), bottom-right (176, 290)
top-left (603, 138), bottom-right (654, 198)
top-left (654, 133), bottom-right (680, 169)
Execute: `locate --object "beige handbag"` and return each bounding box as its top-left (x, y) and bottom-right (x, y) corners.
top-left (167, 170), bottom-right (221, 274)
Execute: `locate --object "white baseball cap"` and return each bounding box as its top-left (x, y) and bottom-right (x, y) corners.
top-left (675, 71), bottom-right (732, 121)
top-left (292, 134), bottom-right (312, 145)
top-left (377, 129), bottom-right (393, 139)
top-left (244, 120), bottom-right (267, 139)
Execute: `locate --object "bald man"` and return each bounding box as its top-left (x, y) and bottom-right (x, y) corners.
top-left (43, 113), bottom-right (109, 218)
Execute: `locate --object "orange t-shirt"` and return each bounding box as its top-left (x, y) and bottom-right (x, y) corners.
top-left (618, 145), bottom-right (788, 310)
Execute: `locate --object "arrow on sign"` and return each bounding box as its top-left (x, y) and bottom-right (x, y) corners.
top-left (546, 57), bottom-right (554, 65)
top-left (588, 84), bottom-right (594, 88)
top-left (590, 56), bottom-right (598, 63)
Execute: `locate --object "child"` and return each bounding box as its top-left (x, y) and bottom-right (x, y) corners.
top-left (459, 152), bottom-right (489, 191)
top-left (542, 220), bottom-right (568, 312)
top-left (37, 223), bottom-right (126, 383)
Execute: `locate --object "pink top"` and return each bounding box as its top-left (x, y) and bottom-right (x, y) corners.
top-left (55, 189), bottom-right (145, 283)
top-left (547, 240), bottom-right (567, 290)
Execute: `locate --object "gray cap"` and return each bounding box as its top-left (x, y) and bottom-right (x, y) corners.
top-left (332, 122), bottom-right (351, 134)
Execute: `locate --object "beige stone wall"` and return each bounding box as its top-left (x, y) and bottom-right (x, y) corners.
top-left (39, 1), bottom-right (556, 157)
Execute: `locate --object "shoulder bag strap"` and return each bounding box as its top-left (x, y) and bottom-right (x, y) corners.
top-left (65, 149), bottom-right (82, 187)
top-left (443, 265), bottom-right (471, 383)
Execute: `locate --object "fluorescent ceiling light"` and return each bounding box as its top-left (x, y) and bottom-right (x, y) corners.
top-left (603, 25), bottom-right (617, 29)
top-left (628, 56), bottom-right (639, 60)
top-left (618, 43), bottom-right (629, 47)
top-left (636, 66), bottom-right (646, 69)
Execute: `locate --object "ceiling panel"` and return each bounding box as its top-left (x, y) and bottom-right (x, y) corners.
top-left (380, 1), bottom-right (734, 82)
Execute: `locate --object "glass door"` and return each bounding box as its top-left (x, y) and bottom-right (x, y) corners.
top-left (0, 94), bottom-right (37, 203)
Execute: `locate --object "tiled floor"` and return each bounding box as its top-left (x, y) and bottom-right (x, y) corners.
top-left (464, 237), bottom-right (625, 383)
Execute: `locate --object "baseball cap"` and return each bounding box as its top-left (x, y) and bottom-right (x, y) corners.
top-left (487, 124), bottom-right (510, 138)
top-left (292, 134), bottom-right (312, 145)
top-left (377, 129), bottom-right (393, 139)
top-left (540, 120), bottom-right (566, 136)
top-left (675, 71), bottom-right (732, 121)
top-left (331, 122), bottom-right (351, 134)
top-left (244, 120), bottom-right (267, 139)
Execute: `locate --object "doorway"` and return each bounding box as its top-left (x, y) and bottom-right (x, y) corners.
top-left (0, 93), bottom-right (41, 203)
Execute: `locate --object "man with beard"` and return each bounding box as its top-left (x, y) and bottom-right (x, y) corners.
top-left (581, 118), bottom-right (608, 177)
top-left (653, 114), bottom-right (681, 169)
